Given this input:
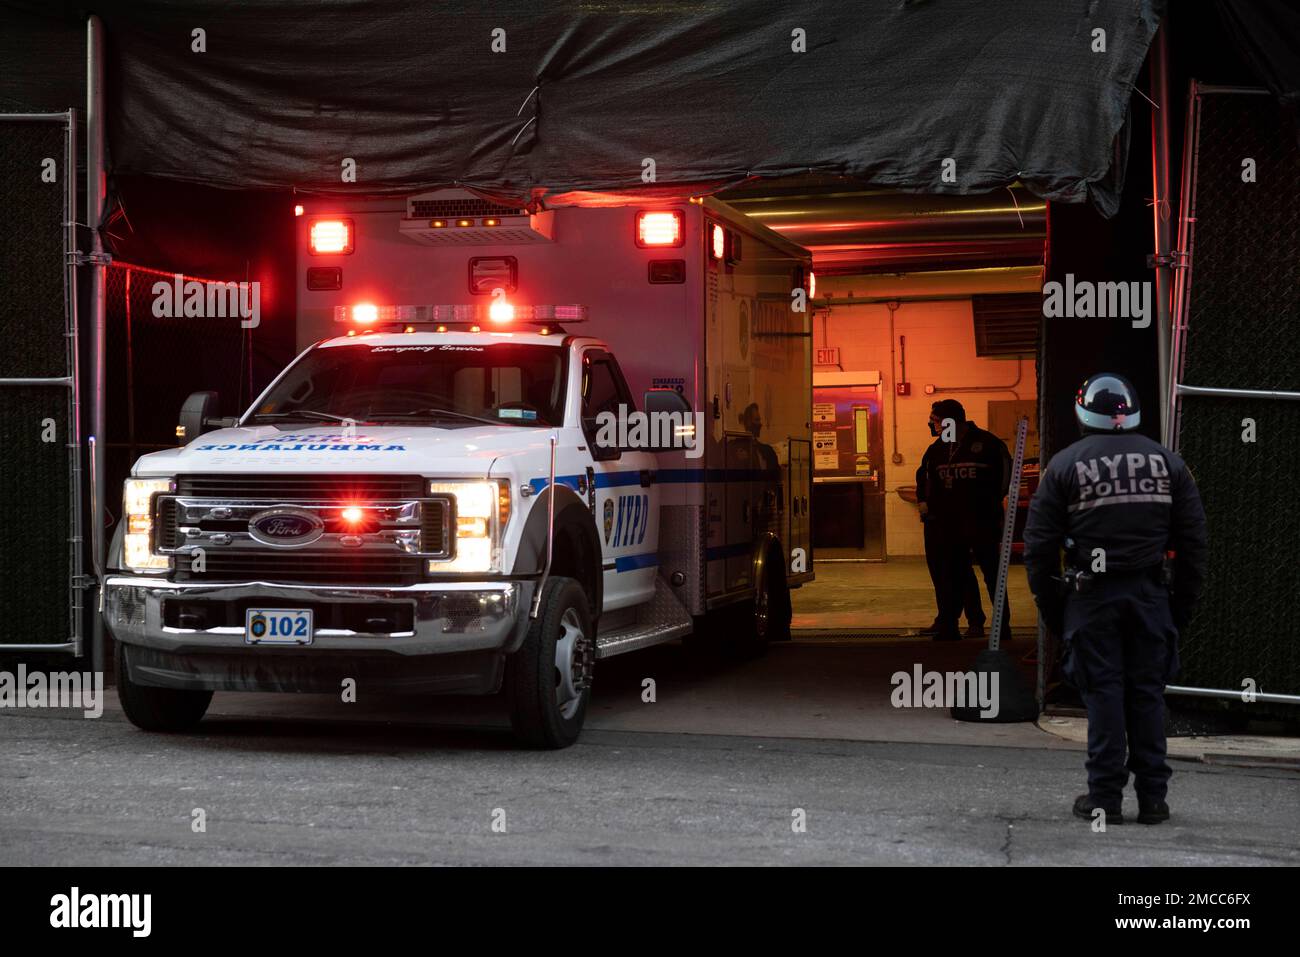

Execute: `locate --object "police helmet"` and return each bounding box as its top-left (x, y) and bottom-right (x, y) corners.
top-left (1075, 373), bottom-right (1140, 432)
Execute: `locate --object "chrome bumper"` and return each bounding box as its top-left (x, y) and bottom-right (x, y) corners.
top-left (104, 575), bottom-right (532, 657)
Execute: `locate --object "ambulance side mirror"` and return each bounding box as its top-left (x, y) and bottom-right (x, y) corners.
top-left (177, 391), bottom-right (223, 443)
top-left (643, 388), bottom-right (694, 453)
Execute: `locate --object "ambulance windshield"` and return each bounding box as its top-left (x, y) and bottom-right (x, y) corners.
top-left (247, 341), bottom-right (566, 428)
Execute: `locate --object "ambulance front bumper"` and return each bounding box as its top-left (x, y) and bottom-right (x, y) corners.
top-left (104, 575), bottom-right (532, 657)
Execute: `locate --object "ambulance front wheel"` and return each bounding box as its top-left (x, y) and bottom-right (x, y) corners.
top-left (505, 576), bottom-right (594, 750)
top-left (115, 640), bottom-right (213, 732)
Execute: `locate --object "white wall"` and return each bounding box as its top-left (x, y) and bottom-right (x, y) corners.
top-left (814, 277), bottom-right (1038, 557)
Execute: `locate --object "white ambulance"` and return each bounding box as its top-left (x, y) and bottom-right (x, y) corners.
top-left (104, 190), bottom-right (814, 748)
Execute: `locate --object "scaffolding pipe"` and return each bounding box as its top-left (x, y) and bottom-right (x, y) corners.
top-left (87, 14), bottom-right (107, 674)
top-left (1149, 22), bottom-right (1174, 443)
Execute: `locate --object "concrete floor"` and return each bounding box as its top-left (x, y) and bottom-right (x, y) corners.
top-left (792, 557), bottom-right (1037, 632)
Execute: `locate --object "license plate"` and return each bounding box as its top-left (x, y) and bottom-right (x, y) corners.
top-left (245, 608), bottom-right (313, 645)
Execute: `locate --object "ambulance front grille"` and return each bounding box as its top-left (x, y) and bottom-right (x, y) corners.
top-left (173, 552), bottom-right (425, 586)
top-left (161, 474), bottom-right (444, 585)
top-left (175, 473), bottom-right (426, 500)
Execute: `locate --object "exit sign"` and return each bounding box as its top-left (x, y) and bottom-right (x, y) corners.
top-left (815, 347), bottom-right (840, 365)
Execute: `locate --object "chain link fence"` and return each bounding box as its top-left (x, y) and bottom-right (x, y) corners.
top-left (1175, 89), bottom-right (1300, 705)
top-left (0, 115), bottom-right (78, 650)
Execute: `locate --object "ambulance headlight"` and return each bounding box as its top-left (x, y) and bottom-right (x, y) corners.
top-left (122, 478), bottom-right (173, 572)
top-left (427, 480), bottom-right (511, 574)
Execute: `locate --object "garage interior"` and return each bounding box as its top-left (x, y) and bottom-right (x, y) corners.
top-left (720, 180), bottom-right (1044, 637)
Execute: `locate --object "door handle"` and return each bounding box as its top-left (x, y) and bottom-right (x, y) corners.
top-left (640, 469), bottom-right (653, 488)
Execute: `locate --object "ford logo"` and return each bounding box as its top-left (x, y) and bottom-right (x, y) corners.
top-left (248, 508), bottom-right (325, 548)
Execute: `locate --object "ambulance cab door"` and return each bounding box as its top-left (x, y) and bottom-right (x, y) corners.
top-left (579, 348), bottom-right (659, 612)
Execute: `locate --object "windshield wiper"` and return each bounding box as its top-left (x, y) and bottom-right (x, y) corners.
top-left (382, 407), bottom-right (538, 427)
top-left (247, 411), bottom-right (374, 425)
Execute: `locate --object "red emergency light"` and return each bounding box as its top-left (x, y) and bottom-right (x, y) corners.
top-left (334, 303), bottom-right (588, 326)
top-left (636, 210), bottom-right (684, 248)
top-left (710, 223), bottom-right (725, 260)
top-left (309, 219), bottom-right (354, 255)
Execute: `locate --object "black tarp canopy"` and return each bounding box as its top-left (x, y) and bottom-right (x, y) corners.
top-left (3, 0), bottom-right (1167, 215)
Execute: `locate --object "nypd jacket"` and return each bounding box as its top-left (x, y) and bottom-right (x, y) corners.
top-left (1023, 432), bottom-right (1208, 625)
top-left (918, 423), bottom-right (1012, 529)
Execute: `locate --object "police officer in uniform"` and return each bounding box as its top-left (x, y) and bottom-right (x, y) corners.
top-left (916, 456), bottom-right (986, 637)
top-left (1024, 373), bottom-right (1207, 825)
top-left (918, 399), bottom-right (1013, 642)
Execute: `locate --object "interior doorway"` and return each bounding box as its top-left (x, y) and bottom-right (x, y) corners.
top-left (811, 372), bottom-right (886, 561)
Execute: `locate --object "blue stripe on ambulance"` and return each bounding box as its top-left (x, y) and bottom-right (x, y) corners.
top-left (615, 553), bottom-right (659, 572)
top-left (527, 467), bottom-right (777, 493)
top-left (527, 470), bottom-right (646, 494)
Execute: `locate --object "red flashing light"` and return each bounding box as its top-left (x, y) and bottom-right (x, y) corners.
top-left (489, 298), bottom-right (515, 323)
top-left (710, 223), bottom-right (725, 260)
top-left (309, 219), bottom-right (353, 255)
top-left (636, 210), bottom-right (684, 248)
top-left (352, 303), bottom-right (378, 325)
top-left (341, 506), bottom-right (365, 524)
top-left (294, 204), bottom-right (304, 217)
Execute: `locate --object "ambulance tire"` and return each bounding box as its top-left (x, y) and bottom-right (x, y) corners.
top-left (505, 576), bottom-right (593, 750)
top-left (115, 640), bottom-right (213, 732)
top-left (735, 549), bottom-right (792, 656)
top-left (762, 556), bottom-right (794, 644)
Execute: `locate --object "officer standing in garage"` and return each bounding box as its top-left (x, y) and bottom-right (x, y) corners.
top-left (919, 399), bottom-right (1013, 642)
top-left (916, 457), bottom-right (986, 637)
top-left (1023, 373), bottom-right (1207, 826)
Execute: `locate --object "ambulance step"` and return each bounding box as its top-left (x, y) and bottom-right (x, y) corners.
top-left (595, 578), bottom-right (694, 659)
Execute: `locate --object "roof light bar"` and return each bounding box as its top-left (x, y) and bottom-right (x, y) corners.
top-left (333, 303), bottom-right (588, 324)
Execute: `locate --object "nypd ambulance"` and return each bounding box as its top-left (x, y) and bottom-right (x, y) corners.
top-left (104, 190), bottom-right (814, 748)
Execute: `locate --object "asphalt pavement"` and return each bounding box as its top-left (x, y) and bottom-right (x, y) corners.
top-left (2, 643), bottom-right (1297, 865)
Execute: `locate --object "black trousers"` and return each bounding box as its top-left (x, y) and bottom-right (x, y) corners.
top-left (923, 518), bottom-right (984, 624)
top-left (929, 518), bottom-right (1009, 636)
top-left (1062, 570), bottom-right (1179, 809)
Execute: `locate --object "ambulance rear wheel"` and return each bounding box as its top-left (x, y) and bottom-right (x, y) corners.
top-left (737, 553), bottom-right (791, 655)
top-left (758, 555), bottom-right (793, 643)
top-left (505, 576), bottom-right (593, 750)
top-left (115, 640), bottom-right (212, 732)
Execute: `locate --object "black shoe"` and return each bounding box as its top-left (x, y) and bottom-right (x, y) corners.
top-left (1137, 800), bottom-right (1170, 825)
top-left (919, 619), bottom-right (942, 636)
top-left (964, 622), bottom-right (985, 640)
top-left (932, 629), bottom-right (962, 642)
top-left (1073, 794), bottom-right (1124, 825)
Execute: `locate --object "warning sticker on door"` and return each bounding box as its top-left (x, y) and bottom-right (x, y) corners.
top-left (815, 452), bottom-right (838, 470)
top-left (812, 402), bottom-right (836, 424)
top-left (813, 431), bottom-right (838, 452)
